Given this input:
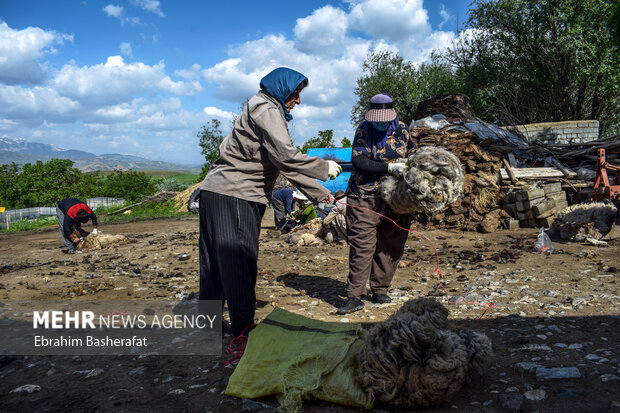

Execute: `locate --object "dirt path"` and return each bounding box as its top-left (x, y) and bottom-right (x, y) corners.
top-left (0, 213), bottom-right (618, 412)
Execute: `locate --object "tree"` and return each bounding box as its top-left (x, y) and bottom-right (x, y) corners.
top-left (0, 162), bottom-right (20, 208)
top-left (300, 129), bottom-right (335, 153)
top-left (341, 137), bottom-right (352, 148)
top-left (197, 119), bottom-right (225, 181)
top-left (14, 159), bottom-right (98, 208)
top-left (352, 51), bottom-right (460, 126)
top-left (100, 170), bottom-right (156, 203)
top-left (438, 0), bottom-right (620, 134)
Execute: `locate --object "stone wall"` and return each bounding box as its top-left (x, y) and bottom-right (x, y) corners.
top-left (503, 120), bottom-right (599, 144)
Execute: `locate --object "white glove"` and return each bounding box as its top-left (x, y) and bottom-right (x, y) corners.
top-left (92, 228), bottom-right (98, 235)
top-left (327, 160), bottom-right (342, 179)
top-left (388, 162), bottom-right (407, 176)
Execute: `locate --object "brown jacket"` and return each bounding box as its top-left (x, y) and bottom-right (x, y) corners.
top-left (201, 91), bottom-right (330, 204)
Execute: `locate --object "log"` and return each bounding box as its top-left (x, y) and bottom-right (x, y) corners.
top-left (500, 167), bottom-right (567, 180)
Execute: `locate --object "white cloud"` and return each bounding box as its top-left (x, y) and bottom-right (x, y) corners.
top-left (203, 106), bottom-right (236, 122)
top-left (102, 4), bottom-right (123, 18)
top-left (0, 22), bottom-right (72, 85)
top-left (120, 42), bottom-right (133, 57)
top-left (102, 4), bottom-right (141, 25)
top-left (438, 4), bottom-right (453, 30)
top-left (294, 6), bottom-right (349, 56)
top-left (130, 0), bottom-right (165, 17)
top-left (52, 56), bottom-right (203, 106)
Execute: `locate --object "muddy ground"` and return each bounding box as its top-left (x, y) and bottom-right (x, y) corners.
top-left (0, 211), bottom-right (619, 412)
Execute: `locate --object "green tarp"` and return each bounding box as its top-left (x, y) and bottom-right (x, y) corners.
top-left (225, 307), bottom-right (374, 412)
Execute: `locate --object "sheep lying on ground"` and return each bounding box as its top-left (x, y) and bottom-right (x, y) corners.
top-left (380, 146), bottom-right (464, 214)
top-left (286, 218), bottom-right (325, 246)
top-left (77, 232), bottom-right (135, 250)
top-left (552, 202), bottom-right (617, 241)
top-left (355, 298), bottom-right (492, 408)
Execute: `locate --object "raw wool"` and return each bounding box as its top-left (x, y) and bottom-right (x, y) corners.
top-left (355, 298), bottom-right (492, 408)
top-left (380, 147), bottom-right (464, 214)
top-left (552, 202), bottom-right (617, 241)
top-left (77, 232), bottom-right (135, 250)
top-left (287, 218), bottom-right (325, 246)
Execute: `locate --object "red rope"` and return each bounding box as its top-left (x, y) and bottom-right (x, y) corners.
top-left (225, 323), bottom-right (256, 366)
top-left (335, 199), bottom-right (495, 321)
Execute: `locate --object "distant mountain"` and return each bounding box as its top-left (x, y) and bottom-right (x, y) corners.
top-left (0, 137), bottom-right (200, 173)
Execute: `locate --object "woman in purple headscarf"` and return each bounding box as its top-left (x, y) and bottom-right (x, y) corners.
top-left (337, 94), bottom-right (415, 315)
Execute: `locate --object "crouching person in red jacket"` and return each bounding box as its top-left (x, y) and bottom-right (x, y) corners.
top-left (56, 197), bottom-right (98, 254)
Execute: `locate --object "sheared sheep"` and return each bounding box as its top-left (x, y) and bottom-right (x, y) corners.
top-left (356, 297), bottom-right (492, 408)
top-left (381, 146), bottom-right (464, 214)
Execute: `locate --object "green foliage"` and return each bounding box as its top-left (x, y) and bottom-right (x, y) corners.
top-left (352, 51), bottom-right (460, 126)
top-left (0, 159), bottom-right (99, 208)
top-left (0, 216), bottom-right (57, 233)
top-left (101, 200), bottom-right (188, 223)
top-left (341, 137), bottom-right (352, 148)
top-left (155, 177), bottom-right (186, 192)
top-left (100, 170), bottom-right (156, 203)
top-left (437, 0), bottom-right (620, 133)
top-left (197, 119), bottom-right (225, 181)
top-left (300, 129), bottom-right (335, 154)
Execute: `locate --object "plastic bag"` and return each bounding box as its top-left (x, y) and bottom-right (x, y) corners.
top-left (535, 227), bottom-right (554, 252)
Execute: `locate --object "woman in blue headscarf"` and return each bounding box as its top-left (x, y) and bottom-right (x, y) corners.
top-left (199, 67), bottom-right (342, 347)
top-left (337, 93), bottom-right (414, 315)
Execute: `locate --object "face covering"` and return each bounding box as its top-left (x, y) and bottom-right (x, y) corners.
top-left (372, 122), bottom-right (390, 132)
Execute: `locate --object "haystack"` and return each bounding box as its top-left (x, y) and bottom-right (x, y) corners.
top-left (173, 183), bottom-right (201, 212)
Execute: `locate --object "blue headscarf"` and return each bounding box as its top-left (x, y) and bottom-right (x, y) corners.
top-left (259, 67), bottom-right (308, 121)
top-left (362, 116), bottom-right (400, 154)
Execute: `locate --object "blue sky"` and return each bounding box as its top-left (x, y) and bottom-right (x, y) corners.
top-left (0, 0), bottom-right (472, 165)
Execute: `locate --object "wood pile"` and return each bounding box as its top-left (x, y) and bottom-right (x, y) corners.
top-left (409, 127), bottom-right (511, 232)
top-left (528, 135), bottom-right (620, 170)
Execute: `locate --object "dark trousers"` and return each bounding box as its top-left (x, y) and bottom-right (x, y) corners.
top-left (271, 197), bottom-right (287, 229)
top-left (345, 196), bottom-right (411, 299)
top-left (199, 190), bottom-right (266, 337)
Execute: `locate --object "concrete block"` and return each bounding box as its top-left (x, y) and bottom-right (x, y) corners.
top-left (523, 188), bottom-right (545, 201)
top-left (526, 209), bottom-right (535, 220)
top-left (506, 191), bottom-right (517, 203)
top-left (547, 191), bottom-right (567, 203)
top-left (524, 197), bottom-right (546, 209)
top-left (504, 204), bottom-right (518, 219)
top-left (519, 219), bottom-right (531, 228)
top-left (505, 219), bottom-right (520, 230)
top-left (518, 211), bottom-right (527, 221)
top-left (543, 182), bottom-right (563, 195)
top-left (537, 216), bottom-right (555, 228)
top-left (536, 208), bottom-right (557, 220)
top-left (533, 199), bottom-right (556, 216)
top-left (516, 201), bottom-right (526, 212)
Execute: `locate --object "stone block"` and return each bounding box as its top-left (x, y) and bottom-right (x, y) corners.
top-left (536, 208), bottom-right (557, 220)
top-left (526, 209), bottom-right (535, 220)
top-left (519, 219), bottom-right (531, 228)
top-left (505, 219), bottom-right (519, 230)
top-left (517, 211), bottom-right (527, 221)
top-left (516, 200), bottom-right (526, 212)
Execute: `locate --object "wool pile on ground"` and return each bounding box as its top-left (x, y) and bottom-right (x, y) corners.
top-left (286, 218), bottom-right (325, 246)
top-left (380, 146), bottom-right (464, 215)
top-left (355, 297), bottom-right (492, 408)
top-left (77, 233), bottom-right (136, 250)
top-left (552, 202), bottom-right (617, 241)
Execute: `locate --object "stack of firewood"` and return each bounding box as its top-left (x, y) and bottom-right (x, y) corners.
top-left (409, 127), bottom-right (511, 232)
